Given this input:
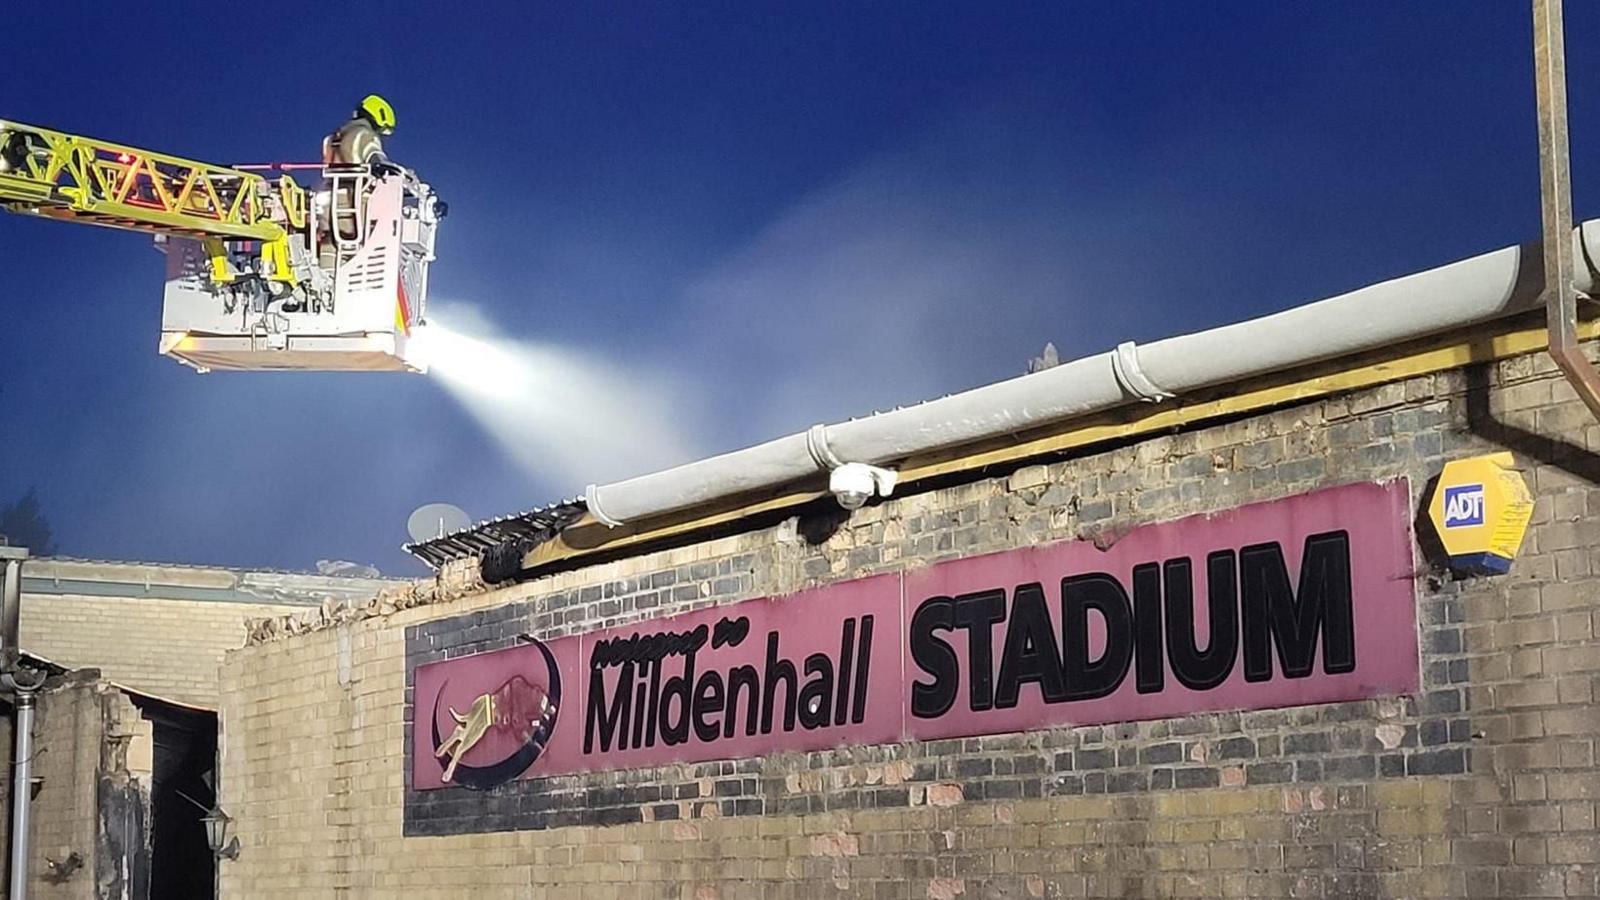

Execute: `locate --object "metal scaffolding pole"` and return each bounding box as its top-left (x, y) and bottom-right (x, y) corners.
top-left (1533, 0), bottom-right (1600, 419)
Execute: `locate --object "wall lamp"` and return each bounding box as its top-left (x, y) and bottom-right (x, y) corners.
top-left (178, 789), bottom-right (241, 861)
top-left (201, 804), bottom-right (240, 861)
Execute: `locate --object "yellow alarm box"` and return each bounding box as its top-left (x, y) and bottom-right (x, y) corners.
top-left (1428, 452), bottom-right (1534, 575)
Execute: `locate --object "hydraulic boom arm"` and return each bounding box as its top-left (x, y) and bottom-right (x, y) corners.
top-left (0, 119), bottom-right (294, 241)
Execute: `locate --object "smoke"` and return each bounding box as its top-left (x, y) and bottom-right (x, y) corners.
top-left (677, 109), bottom-right (1110, 440)
top-left (417, 120), bottom-right (1098, 503)
top-left (417, 303), bottom-right (704, 488)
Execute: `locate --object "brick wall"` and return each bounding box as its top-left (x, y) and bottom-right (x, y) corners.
top-left (0, 679), bottom-right (154, 900)
top-left (20, 560), bottom-right (396, 707)
top-left (21, 594), bottom-right (321, 708)
top-left (221, 346), bottom-right (1600, 898)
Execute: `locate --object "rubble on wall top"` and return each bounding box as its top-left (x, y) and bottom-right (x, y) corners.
top-left (243, 557), bottom-right (489, 645)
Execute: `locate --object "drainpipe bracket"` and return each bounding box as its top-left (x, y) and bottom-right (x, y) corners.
top-left (1112, 341), bottom-right (1176, 403)
top-left (806, 424), bottom-right (846, 471)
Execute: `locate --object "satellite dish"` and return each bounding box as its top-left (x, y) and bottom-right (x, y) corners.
top-left (407, 503), bottom-right (471, 543)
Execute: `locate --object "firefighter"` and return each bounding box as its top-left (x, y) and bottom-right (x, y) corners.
top-left (322, 94), bottom-right (402, 250)
top-left (323, 94), bottom-right (401, 175)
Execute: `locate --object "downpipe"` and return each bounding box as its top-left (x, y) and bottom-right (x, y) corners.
top-left (1, 548), bottom-right (40, 898)
top-left (5, 668), bottom-right (43, 900)
top-left (1534, 0), bottom-right (1600, 420)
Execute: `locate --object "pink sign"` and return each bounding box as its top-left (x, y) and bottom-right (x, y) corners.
top-left (901, 479), bottom-right (1418, 741)
top-left (413, 575), bottom-right (902, 790)
top-left (413, 480), bottom-right (1417, 790)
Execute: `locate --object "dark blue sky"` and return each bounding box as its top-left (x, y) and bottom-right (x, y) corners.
top-left (1, 2), bottom-right (1593, 575)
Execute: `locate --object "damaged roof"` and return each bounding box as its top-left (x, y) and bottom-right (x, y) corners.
top-left (403, 500), bottom-right (585, 570)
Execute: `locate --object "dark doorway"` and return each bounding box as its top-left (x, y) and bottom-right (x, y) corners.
top-left (138, 699), bottom-right (216, 900)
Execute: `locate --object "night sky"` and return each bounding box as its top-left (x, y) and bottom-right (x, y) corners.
top-left (2, 2), bottom-right (1594, 575)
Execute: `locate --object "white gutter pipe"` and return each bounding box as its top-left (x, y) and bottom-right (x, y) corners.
top-left (586, 224), bottom-right (1600, 527)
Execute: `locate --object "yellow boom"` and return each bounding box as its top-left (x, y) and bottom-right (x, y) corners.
top-left (0, 119), bottom-right (298, 242)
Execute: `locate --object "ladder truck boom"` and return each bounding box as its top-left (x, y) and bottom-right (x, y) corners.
top-left (0, 119), bottom-right (287, 240)
top-left (0, 117), bottom-right (445, 373)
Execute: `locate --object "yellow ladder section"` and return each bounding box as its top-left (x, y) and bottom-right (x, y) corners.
top-left (0, 118), bottom-right (291, 242)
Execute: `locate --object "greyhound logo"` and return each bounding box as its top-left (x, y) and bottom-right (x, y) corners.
top-left (428, 638), bottom-right (563, 790)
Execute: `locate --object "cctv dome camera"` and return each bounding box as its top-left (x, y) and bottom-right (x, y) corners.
top-left (829, 463), bottom-right (896, 511)
top-left (835, 488), bottom-right (871, 510)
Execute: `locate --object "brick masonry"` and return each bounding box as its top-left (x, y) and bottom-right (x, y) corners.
top-left (0, 678), bottom-right (156, 900)
top-left (222, 346), bottom-right (1600, 898)
top-left (22, 592), bottom-right (319, 707)
top-left (19, 559), bottom-right (395, 707)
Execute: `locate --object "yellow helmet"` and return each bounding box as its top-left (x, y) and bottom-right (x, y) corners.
top-left (358, 94), bottom-right (396, 136)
